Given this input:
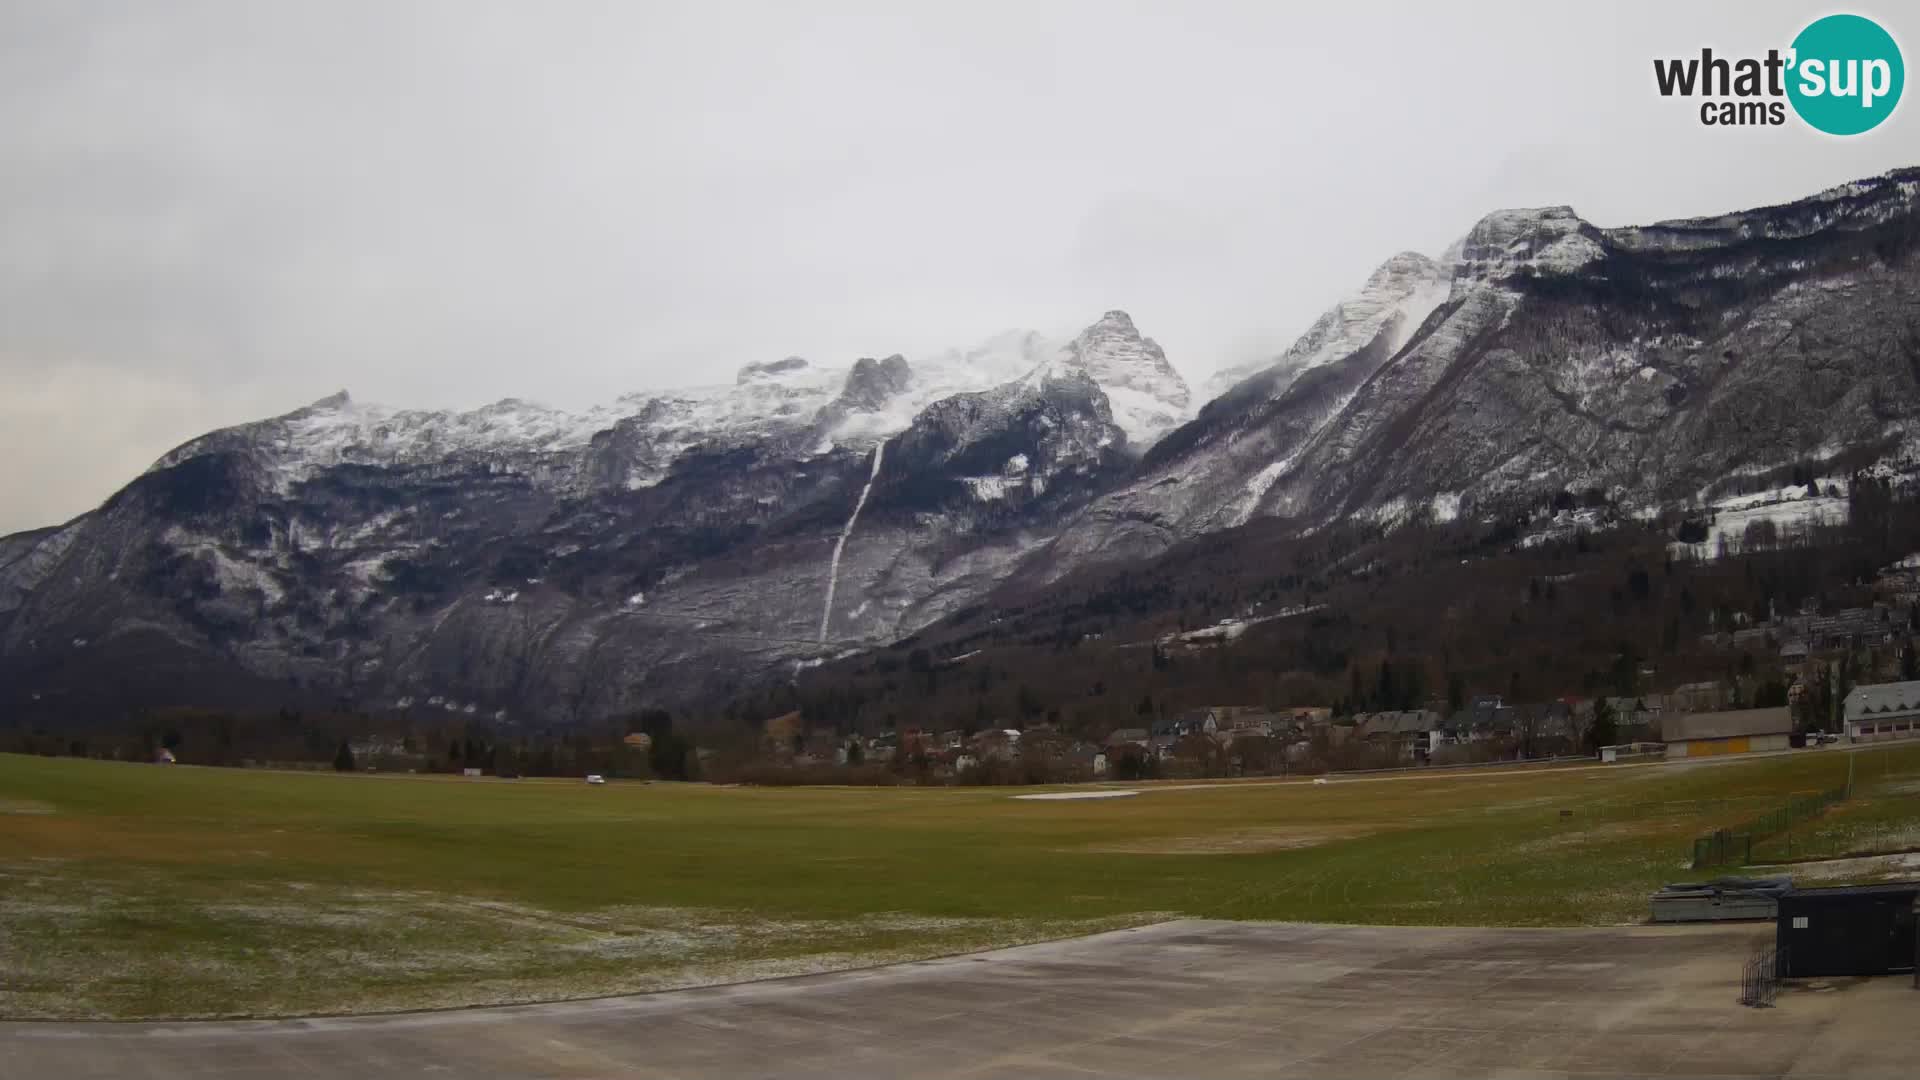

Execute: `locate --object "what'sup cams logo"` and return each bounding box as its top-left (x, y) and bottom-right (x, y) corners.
top-left (1654, 13), bottom-right (1904, 134)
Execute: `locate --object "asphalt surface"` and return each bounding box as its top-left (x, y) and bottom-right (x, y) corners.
top-left (7, 920), bottom-right (1918, 1078)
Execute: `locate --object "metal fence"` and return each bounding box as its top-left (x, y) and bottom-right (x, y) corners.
top-left (1691, 830), bottom-right (1752, 869)
top-left (1689, 785), bottom-right (1848, 868)
top-left (1740, 944), bottom-right (1786, 1007)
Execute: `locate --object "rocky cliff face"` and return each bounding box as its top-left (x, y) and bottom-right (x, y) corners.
top-left (5, 169), bottom-right (1919, 722)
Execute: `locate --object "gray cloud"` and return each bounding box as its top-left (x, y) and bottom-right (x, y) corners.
top-left (2, 0), bottom-right (1914, 533)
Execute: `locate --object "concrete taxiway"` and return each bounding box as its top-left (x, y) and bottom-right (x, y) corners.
top-left (6, 920), bottom-right (1916, 1078)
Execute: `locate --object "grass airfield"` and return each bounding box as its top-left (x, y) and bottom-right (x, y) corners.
top-left (3, 746), bottom-right (1918, 1019)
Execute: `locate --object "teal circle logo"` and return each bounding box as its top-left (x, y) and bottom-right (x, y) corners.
top-left (1787, 14), bottom-right (1904, 135)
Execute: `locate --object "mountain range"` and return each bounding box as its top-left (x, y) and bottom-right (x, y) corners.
top-left (4, 167), bottom-right (1918, 725)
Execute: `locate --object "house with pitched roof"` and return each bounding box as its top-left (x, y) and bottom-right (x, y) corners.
top-left (1843, 681), bottom-right (1920, 743)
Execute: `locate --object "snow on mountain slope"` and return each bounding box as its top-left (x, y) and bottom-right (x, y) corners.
top-left (1200, 202), bottom-right (1677, 527)
top-left (146, 313), bottom-right (1187, 500)
top-left (1, 306), bottom-right (1183, 719)
top-left (1610, 173), bottom-right (1920, 253)
top-left (1446, 205), bottom-right (1605, 278)
top-left (1204, 252), bottom-right (1451, 400)
top-left (1029, 311), bottom-right (1192, 450)
top-left (1061, 204), bottom-right (1625, 559)
top-left (916, 329), bottom-right (1062, 398)
top-left (1036, 251), bottom-right (1458, 574)
top-left (1297, 173), bottom-right (1920, 526)
top-left (1041, 168), bottom-right (1920, 582)
top-left (815, 331), bottom-right (1055, 448)
top-left (146, 358), bottom-right (855, 496)
top-left (148, 391), bottom-right (616, 488)
top-left (15, 169), bottom-right (1920, 724)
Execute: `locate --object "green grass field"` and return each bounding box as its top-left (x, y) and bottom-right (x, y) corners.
top-left (4, 746), bottom-right (1919, 1019)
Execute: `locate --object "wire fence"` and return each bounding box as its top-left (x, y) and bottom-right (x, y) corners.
top-left (1690, 785), bottom-right (1850, 869)
top-left (1740, 943), bottom-right (1786, 1007)
top-left (1691, 830), bottom-right (1753, 869)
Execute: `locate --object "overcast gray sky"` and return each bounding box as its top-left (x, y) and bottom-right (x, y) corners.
top-left (1, 1), bottom-right (1914, 535)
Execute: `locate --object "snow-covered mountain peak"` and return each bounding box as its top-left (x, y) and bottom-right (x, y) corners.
top-left (1067, 309), bottom-right (1150, 357)
top-left (842, 354), bottom-right (913, 407)
top-left (811, 334), bottom-right (1054, 448)
top-left (144, 386), bottom-right (633, 493)
top-left (1449, 205), bottom-right (1603, 279)
top-left (305, 390), bottom-right (352, 412)
top-left (1368, 251), bottom-right (1440, 284)
top-left (736, 356), bottom-right (811, 384)
top-left (1205, 250), bottom-right (1452, 400)
top-left (811, 355), bottom-right (916, 442)
top-left (820, 316), bottom-right (1198, 453)
top-left (1043, 310), bottom-right (1191, 451)
top-left (143, 310), bottom-right (1197, 494)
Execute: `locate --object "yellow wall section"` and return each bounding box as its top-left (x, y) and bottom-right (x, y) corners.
top-left (1686, 737), bottom-right (1750, 757)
